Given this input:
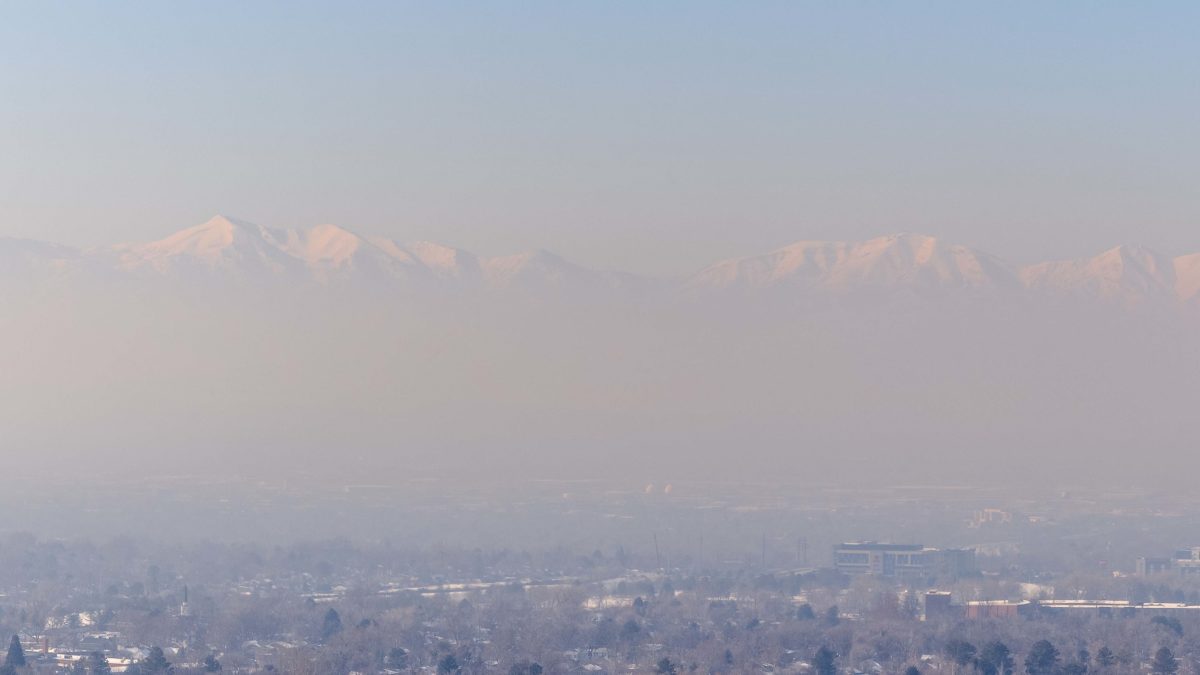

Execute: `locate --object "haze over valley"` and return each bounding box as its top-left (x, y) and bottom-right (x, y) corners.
top-left (9, 4), bottom-right (1200, 674)
top-left (3, 215), bottom-right (1196, 489)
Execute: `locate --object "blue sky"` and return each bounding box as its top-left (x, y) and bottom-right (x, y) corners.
top-left (3, 2), bottom-right (1199, 273)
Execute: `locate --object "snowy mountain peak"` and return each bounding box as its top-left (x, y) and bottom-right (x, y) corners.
top-left (688, 233), bottom-right (1019, 293)
top-left (283, 223), bottom-right (368, 268)
top-left (158, 214), bottom-right (275, 250)
top-left (115, 214), bottom-right (301, 276)
top-left (1020, 243), bottom-right (1179, 304)
top-left (381, 241), bottom-right (479, 285)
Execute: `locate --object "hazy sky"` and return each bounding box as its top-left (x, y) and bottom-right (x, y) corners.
top-left (3, 2), bottom-right (1200, 274)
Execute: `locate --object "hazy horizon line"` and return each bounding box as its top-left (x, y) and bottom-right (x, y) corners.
top-left (8, 212), bottom-right (1200, 276)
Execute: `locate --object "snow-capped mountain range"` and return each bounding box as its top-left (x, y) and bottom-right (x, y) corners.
top-left (95, 215), bottom-right (635, 293)
top-left (4, 215), bottom-right (1200, 307)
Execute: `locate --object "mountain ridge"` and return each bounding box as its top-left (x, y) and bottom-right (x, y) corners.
top-left (6, 215), bottom-right (1200, 306)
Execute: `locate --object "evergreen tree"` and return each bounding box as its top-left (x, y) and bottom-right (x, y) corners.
top-left (813, 646), bottom-right (838, 675)
top-left (89, 652), bottom-right (112, 675)
top-left (5, 636), bottom-right (23, 668)
top-left (1095, 647), bottom-right (1115, 669)
top-left (654, 657), bottom-right (678, 675)
top-left (980, 642), bottom-right (1014, 675)
top-left (142, 647), bottom-right (171, 674)
top-left (1151, 616), bottom-right (1184, 637)
top-left (1025, 641), bottom-right (1060, 675)
top-left (320, 608), bottom-right (343, 640)
top-left (905, 668), bottom-right (922, 675)
top-left (946, 639), bottom-right (977, 671)
top-left (437, 654), bottom-right (460, 674)
top-left (201, 655), bottom-right (221, 672)
top-left (633, 597), bottom-right (647, 616)
top-left (1151, 647), bottom-right (1178, 675)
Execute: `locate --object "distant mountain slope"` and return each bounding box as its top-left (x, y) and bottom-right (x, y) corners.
top-left (113, 215), bottom-right (306, 278)
top-left (0, 237), bottom-right (79, 269)
top-left (4, 216), bottom-right (1200, 309)
top-left (400, 241), bottom-right (483, 284)
top-left (482, 249), bottom-right (648, 294)
top-left (278, 224), bottom-right (433, 283)
top-left (1174, 252), bottom-right (1200, 304)
top-left (1019, 244), bottom-right (1180, 305)
top-left (92, 215), bottom-right (651, 294)
top-left (0, 238), bottom-right (95, 286)
top-left (686, 233), bottom-right (1020, 294)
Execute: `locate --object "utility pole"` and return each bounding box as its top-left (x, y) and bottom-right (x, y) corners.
top-left (653, 533), bottom-right (662, 570)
